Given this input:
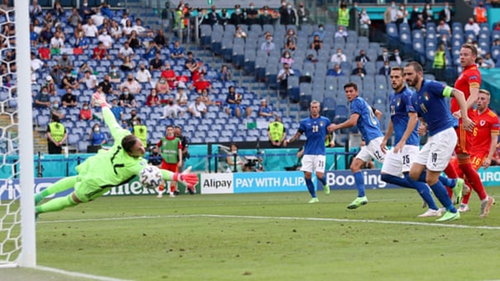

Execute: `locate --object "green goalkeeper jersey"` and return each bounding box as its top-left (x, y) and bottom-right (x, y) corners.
top-left (76, 107), bottom-right (147, 187)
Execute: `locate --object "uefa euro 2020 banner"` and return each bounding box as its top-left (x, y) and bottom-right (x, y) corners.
top-left (1, 167), bottom-right (500, 199)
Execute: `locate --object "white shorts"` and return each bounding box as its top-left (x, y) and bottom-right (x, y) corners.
top-left (300, 154), bottom-right (326, 174)
top-left (381, 145), bottom-right (419, 176)
top-left (355, 137), bottom-right (385, 163)
top-left (414, 127), bottom-right (457, 172)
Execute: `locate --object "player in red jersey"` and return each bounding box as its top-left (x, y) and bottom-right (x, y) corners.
top-left (451, 90), bottom-right (498, 217)
top-left (444, 43), bottom-right (492, 212)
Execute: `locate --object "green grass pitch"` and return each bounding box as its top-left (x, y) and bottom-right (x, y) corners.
top-left (28, 188), bottom-right (500, 280)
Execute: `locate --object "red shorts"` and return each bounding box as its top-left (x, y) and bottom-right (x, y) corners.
top-left (470, 152), bottom-right (488, 170)
top-left (161, 162), bottom-right (178, 173)
top-left (454, 123), bottom-right (472, 155)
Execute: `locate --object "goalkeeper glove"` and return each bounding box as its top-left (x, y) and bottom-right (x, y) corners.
top-left (92, 93), bottom-right (111, 108)
top-left (172, 170), bottom-right (198, 188)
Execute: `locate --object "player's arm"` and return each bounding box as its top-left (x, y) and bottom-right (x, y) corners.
top-left (330, 113), bottom-right (359, 131)
top-left (93, 92), bottom-right (128, 141)
top-left (466, 86), bottom-right (479, 110)
top-left (484, 127), bottom-right (499, 169)
top-left (373, 107), bottom-right (383, 120)
top-left (178, 147), bottom-right (183, 167)
top-left (445, 86), bottom-right (474, 131)
top-left (284, 130), bottom-right (302, 147)
top-left (381, 119), bottom-right (394, 153)
top-left (394, 112), bottom-right (418, 153)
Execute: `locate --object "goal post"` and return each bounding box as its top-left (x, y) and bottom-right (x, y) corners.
top-left (0, 0), bottom-right (36, 268)
top-left (16, 0), bottom-right (36, 268)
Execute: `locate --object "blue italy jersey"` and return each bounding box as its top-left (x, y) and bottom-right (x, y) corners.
top-left (298, 116), bottom-right (331, 155)
top-left (411, 80), bottom-right (454, 136)
top-left (350, 97), bottom-right (383, 144)
top-left (389, 87), bottom-right (420, 145)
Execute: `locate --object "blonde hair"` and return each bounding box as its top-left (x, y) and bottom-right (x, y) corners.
top-left (479, 89), bottom-right (490, 96)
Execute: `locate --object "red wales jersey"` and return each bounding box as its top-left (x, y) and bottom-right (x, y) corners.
top-left (471, 108), bottom-right (500, 155)
top-left (451, 64), bottom-right (481, 114)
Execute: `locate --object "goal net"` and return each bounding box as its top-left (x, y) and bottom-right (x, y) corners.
top-left (0, 0), bottom-right (36, 267)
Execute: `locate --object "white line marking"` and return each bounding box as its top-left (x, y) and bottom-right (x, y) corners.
top-left (36, 265), bottom-right (132, 281)
top-left (38, 214), bottom-right (500, 230)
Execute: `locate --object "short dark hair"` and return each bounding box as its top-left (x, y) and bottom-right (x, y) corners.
top-left (343, 82), bottom-right (358, 91)
top-left (391, 66), bottom-right (404, 74)
top-left (121, 134), bottom-right (138, 153)
top-left (405, 61), bottom-right (423, 73)
top-left (166, 125), bottom-right (174, 130)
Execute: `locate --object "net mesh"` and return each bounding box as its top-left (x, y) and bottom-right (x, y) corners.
top-left (0, 4), bottom-right (22, 265)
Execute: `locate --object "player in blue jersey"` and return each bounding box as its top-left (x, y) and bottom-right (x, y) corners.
top-left (403, 61), bottom-right (474, 222)
top-left (328, 82), bottom-right (385, 209)
top-left (380, 66), bottom-right (466, 218)
top-left (284, 101), bottom-right (332, 203)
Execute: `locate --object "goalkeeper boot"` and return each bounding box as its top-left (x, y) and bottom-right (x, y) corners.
top-left (347, 196), bottom-right (368, 209)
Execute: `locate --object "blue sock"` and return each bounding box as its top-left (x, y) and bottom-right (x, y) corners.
top-left (305, 178), bottom-right (316, 198)
top-left (353, 171), bottom-right (365, 197)
top-left (404, 173), bottom-right (439, 210)
top-left (440, 177), bottom-right (455, 188)
top-left (418, 171), bottom-right (455, 187)
top-left (429, 181), bottom-right (456, 212)
top-left (318, 175), bottom-right (326, 186)
top-left (381, 173), bottom-right (415, 189)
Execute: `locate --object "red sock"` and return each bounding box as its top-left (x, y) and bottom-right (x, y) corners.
top-left (158, 182), bottom-right (164, 192)
top-left (458, 160), bottom-right (487, 201)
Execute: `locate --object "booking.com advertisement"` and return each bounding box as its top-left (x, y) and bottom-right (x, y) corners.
top-left (1, 167), bottom-right (500, 199)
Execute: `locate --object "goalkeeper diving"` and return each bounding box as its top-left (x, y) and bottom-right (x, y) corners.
top-left (34, 93), bottom-right (199, 217)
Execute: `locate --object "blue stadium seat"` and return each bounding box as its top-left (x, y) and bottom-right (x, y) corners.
top-left (333, 104), bottom-right (349, 124)
top-left (322, 97), bottom-right (336, 120)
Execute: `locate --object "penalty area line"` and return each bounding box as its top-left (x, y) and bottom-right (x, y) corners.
top-left (36, 265), bottom-right (132, 281)
top-left (196, 214), bottom-right (500, 230)
top-left (38, 214), bottom-right (500, 230)
top-left (198, 214), bottom-right (500, 230)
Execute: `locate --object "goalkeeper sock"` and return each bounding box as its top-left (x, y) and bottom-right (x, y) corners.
top-left (39, 176), bottom-right (78, 198)
top-left (36, 194), bottom-right (78, 214)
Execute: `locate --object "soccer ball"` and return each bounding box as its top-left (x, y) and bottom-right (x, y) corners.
top-left (139, 166), bottom-right (162, 189)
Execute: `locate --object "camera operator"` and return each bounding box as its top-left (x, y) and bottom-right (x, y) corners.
top-left (174, 125), bottom-right (189, 171)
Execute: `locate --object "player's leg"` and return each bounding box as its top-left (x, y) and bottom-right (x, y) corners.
top-left (167, 163), bottom-right (179, 197)
top-left (465, 154), bottom-right (495, 217)
top-left (384, 145), bottom-right (441, 217)
top-left (314, 155), bottom-right (329, 195)
top-left (348, 155), bottom-right (368, 209)
top-left (406, 140), bottom-right (444, 217)
top-left (347, 137), bottom-right (385, 209)
top-left (36, 180), bottom-right (89, 215)
top-left (157, 161), bottom-right (168, 198)
top-left (380, 148), bottom-right (414, 188)
top-left (425, 129), bottom-right (459, 221)
top-left (35, 176), bottom-right (78, 205)
top-left (300, 155), bottom-right (317, 203)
